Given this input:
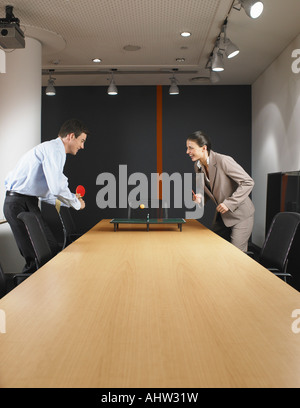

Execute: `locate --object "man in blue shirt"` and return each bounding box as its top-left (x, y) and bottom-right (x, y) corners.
top-left (4, 118), bottom-right (88, 274)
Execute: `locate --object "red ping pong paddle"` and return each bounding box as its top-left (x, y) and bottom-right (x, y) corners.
top-left (76, 185), bottom-right (85, 198)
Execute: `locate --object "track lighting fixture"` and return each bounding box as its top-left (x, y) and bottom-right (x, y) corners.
top-left (237, 0), bottom-right (264, 19)
top-left (205, 54), bottom-right (221, 83)
top-left (221, 19), bottom-right (239, 59)
top-left (211, 47), bottom-right (224, 72)
top-left (107, 69), bottom-right (118, 95)
top-left (169, 70), bottom-right (179, 95)
top-left (205, 0), bottom-right (263, 83)
top-left (45, 70), bottom-right (56, 96)
top-left (224, 38), bottom-right (239, 59)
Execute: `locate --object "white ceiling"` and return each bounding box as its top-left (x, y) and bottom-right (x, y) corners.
top-left (1, 0), bottom-right (300, 87)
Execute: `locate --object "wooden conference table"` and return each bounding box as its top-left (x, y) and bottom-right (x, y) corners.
top-left (1, 219), bottom-right (300, 388)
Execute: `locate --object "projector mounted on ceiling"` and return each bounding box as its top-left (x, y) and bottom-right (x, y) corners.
top-left (0, 5), bottom-right (25, 49)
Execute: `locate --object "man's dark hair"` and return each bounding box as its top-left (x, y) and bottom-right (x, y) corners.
top-left (187, 130), bottom-right (211, 153)
top-left (58, 119), bottom-right (89, 138)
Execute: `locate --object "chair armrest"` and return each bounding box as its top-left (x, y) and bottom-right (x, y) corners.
top-left (267, 268), bottom-right (292, 277)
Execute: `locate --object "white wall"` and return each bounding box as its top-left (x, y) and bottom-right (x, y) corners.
top-left (0, 38), bottom-right (42, 274)
top-left (0, 38), bottom-right (42, 218)
top-left (252, 33), bottom-right (300, 246)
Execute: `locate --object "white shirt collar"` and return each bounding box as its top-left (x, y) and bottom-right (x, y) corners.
top-left (197, 156), bottom-right (209, 169)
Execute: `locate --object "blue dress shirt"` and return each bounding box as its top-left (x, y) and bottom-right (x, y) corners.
top-left (5, 137), bottom-right (80, 210)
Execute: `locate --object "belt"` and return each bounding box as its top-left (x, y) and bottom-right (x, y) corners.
top-left (6, 191), bottom-right (33, 198)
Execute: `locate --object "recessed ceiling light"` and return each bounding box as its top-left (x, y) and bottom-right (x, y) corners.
top-left (176, 58), bottom-right (185, 62)
top-left (92, 58), bottom-right (102, 63)
top-left (180, 31), bottom-right (191, 37)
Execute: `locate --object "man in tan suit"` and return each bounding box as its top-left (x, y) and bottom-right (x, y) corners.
top-left (186, 131), bottom-right (255, 252)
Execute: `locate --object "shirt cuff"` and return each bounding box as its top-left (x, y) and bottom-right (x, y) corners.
top-left (71, 197), bottom-right (81, 210)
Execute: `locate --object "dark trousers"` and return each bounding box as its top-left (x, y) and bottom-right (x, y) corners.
top-left (3, 195), bottom-right (59, 274)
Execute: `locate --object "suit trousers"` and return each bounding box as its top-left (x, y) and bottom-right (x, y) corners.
top-left (212, 212), bottom-right (254, 252)
top-left (3, 195), bottom-right (59, 274)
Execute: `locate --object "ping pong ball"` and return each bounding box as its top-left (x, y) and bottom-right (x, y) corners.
top-left (140, 204), bottom-right (145, 209)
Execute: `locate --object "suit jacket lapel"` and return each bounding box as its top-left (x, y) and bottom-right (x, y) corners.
top-left (194, 159), bottom-right (217, 205)
top-left (208, 151), bottom-right (217, 194)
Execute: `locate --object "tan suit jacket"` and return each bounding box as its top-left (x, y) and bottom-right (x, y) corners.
top-left (194, 150), bottom-right (255, 227)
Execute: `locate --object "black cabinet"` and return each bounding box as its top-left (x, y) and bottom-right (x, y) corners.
top-left (266, 171), bottom-right (300, 291)
top-left (266, 171), bottom-right (300, 233)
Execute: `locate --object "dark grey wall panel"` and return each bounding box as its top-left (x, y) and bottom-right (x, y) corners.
top-left (42, 85), bottom-right (251, 233)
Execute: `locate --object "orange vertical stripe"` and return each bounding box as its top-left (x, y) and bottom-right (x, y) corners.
top-left (156, 85), bottom-right (163, 200)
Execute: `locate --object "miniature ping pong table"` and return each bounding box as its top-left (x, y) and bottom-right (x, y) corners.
top-left (110, 218), bottom-right (186, 231)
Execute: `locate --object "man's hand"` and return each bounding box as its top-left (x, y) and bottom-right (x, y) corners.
top-left (216, 203), bottom-right (229, 214)
top-left (79, 197), bottom-right (85, 210)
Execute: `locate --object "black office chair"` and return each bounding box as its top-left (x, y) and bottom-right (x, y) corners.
top-left (128, 198), bottom-right (168, 219)
top-left (254, 212), bottom-right (300, 282)
top-left (13, 212), bottom-right (54, 286)
top-left (0, 263), bottom-right (7, 298)
top-left (0, 262), bottom-right (15, 297)
top-left (58, 206), bottom-right (82, 249)
top-left (41, 202), bottom-right (82, 250)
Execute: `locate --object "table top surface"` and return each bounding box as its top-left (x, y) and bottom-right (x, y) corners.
top-left (1, 219), bottom-right (300, 388)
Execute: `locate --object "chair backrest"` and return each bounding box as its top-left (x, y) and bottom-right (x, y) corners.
top-left (0, 263), bottom-right (6, 298)
top-left (59, 206), bottom-right (77, 235)
top-left (259, 212), bottom-right (300, 271)
top-left (41, 202), bottom-right (79, 249)
top-left (17, 212), bottom-right (53, 269)
top-left (58, 206), bottom-right (78, 249)
top-left (128, 198), bottom-right (168, 219)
